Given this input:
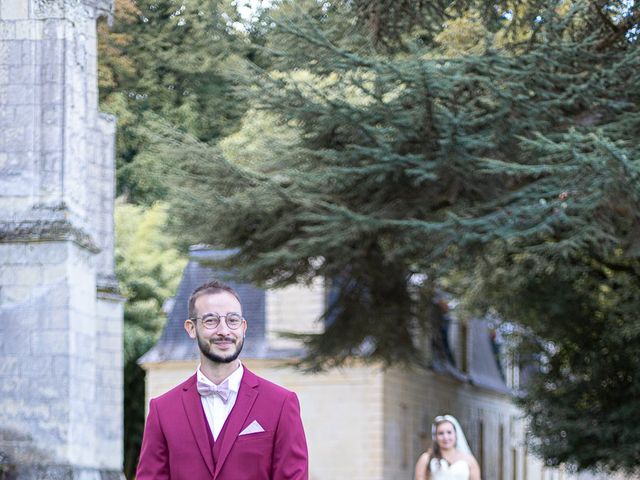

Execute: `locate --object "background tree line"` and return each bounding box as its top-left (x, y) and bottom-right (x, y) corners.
top-left (98, 0), bottom-right (640, 476)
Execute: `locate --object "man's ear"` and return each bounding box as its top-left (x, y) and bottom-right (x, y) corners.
top-left (184, 319), bottom-right (197, 339)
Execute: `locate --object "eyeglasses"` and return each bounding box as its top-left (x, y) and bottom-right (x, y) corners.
top-left (191, 312), bottom-right (244, 330)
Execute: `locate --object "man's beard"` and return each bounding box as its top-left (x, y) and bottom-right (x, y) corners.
top-left (197, 332), bottom-right (244, 364)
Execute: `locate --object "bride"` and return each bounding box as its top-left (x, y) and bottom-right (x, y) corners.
top-left (414, 415), bottom-right (481, 480)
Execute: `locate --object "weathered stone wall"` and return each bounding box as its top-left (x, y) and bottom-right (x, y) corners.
top-left (265, 279), bottom-right (324, 350)
top-left (0, 0), bottom-right (123, 477)
top-left (0, 243), bottom-right (97, 467)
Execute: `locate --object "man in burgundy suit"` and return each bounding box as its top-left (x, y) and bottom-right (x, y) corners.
top-left (136, 280), bottom-right (309, 480)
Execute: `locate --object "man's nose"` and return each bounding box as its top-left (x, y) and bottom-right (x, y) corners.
top-left (216, 318), bottom-right (232, 334)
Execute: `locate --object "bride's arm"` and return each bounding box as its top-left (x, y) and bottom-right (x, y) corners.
top-left (467, 454), bottom-right (481, 480)
top-left (414, 451), bottom-right (431, 480)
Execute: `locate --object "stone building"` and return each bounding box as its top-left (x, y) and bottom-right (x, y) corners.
top-left (141, 247), bottom-right (616, 480)
top-left (0, 0), bottom-right (124, 477)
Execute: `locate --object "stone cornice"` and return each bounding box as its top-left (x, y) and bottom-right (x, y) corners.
top-left (96, 273), bottom-right (125, 301)
top-left (31, 0), bottom-right (114, 21)
top-left (0, 219), bottom-right (100, 253)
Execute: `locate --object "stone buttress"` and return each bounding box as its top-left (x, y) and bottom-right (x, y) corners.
top-left (0, 0), bottom-right (124, 477)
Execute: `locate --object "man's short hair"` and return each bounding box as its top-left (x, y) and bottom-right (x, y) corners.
top-left (188, 280), bottom-right (241, 319)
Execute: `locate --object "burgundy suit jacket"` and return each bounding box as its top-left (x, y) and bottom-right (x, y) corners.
top-left (136, 368), bottom-right (308, 480)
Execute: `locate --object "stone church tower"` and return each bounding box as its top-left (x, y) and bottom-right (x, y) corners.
top-left (0, 0), bottom-right (124, 477)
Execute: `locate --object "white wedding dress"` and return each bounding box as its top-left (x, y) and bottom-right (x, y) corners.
top-left (429, 458), bottom-right (470, 480)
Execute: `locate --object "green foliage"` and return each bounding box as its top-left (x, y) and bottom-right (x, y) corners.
top-left (114, 199), bottom-right (186, 477)
top-left (218, 107), bottom-right (303, 171)
top-left (99, 0), bottom-right (253, 204)
top-left (461, 248), bottom-right (640, 471)
top-left (158, 0), bottom-right (640, 471)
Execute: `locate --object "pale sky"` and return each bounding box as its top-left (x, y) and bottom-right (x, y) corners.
top-left (235, 0), bottom-right (273, 22)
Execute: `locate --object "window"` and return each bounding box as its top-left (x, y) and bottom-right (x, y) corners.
top-left (401, 404), bottom-right (409, 470)
top-left (506, 352), bottom-right (520, 389)
top-left (460, 322), bottom-right (469, 373)
top-left (477, 420), bottom-right (484, 477)
top-left (499, 424), bottom-right (505, 480)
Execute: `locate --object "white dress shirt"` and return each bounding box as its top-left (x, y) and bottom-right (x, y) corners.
top-left (197, 363), bottom-right (244, 440)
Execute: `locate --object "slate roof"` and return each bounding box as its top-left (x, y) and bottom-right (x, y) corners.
top-left (430, 310), bottom-right (509, 394)
top-left (139, 246), bottom-right (509, 395)
top-left (467, 318), bottom-right (510, 394)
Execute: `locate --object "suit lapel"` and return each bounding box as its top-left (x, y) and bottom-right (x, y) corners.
top-left (213, 368), bottom-right (259, 478)
top-left (181, 374), bottom-right (215, 476)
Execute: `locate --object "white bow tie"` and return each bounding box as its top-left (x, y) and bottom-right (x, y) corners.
top-left (197, 378), bottom-right (231, 403)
